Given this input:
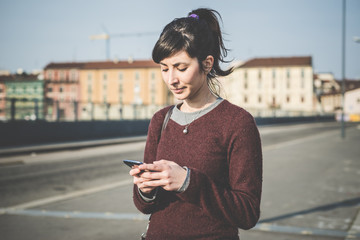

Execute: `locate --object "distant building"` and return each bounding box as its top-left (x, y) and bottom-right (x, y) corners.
top-left (221, 56), bottom-right (315, 116)
top-left (0, 74), bottom-right (44, 121)
top-left (0, 78), bottom-right (6, 121)
top-left (44, 60), bottom-right (172, 120)
top-left (344, 88), bottom-right (360, 121)
top-left (43, 62), bottom-right (83, 121)
top-left (314, 73), bottom-right (339, 95)
top-left (0, 70), bottom-right (11, 76)
top-left (320, 79), bottom-right (360, 116)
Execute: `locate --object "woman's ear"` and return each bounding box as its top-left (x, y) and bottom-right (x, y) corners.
top-left (202, 55), bottom-right (214, 73)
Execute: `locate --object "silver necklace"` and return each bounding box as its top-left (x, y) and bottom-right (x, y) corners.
top-left (182, 94), bottom-right (213, 134)
top-left (182, 108), bottom-right (205, 134)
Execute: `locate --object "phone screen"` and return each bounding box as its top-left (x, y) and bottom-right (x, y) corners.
top-left (123, 159), bottom-right (143, 168)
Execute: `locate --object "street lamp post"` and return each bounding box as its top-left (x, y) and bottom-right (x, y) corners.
top-left (341, 0), bottom-right (346, 139)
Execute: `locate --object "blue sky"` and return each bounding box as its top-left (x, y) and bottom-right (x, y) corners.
top-left (0, 0), bottom-right (359, 79)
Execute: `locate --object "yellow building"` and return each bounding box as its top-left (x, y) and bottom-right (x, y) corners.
top-left (45, 60), bottom-right (173, 120)
top-left (221, 56), bottom-right (315, 117)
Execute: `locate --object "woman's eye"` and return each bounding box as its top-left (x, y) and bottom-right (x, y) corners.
top-left (178, 68), bottom-right (187, 72)
top-left (162, 68), bottom-right (169, 72)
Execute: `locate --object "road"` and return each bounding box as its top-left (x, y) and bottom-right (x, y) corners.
top-left (0, 121), bottom-right (359, 240)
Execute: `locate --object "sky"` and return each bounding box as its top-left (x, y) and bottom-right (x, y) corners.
top-left (0, 0), bottom-right (359, 80)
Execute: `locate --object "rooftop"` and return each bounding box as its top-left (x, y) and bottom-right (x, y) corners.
top-left (238, 56), bottom-right (312, 68)
top-left (44, 60), bottom-right (159, 70)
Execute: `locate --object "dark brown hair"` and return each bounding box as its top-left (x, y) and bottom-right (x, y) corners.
top-left (152, 8), bottom-right (233, 96)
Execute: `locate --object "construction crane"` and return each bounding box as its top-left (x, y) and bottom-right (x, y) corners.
top-left (89, 26), bottom-right (158, 60)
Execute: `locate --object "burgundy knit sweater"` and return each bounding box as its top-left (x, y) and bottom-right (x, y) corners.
top-left (133, 100), bottom-right (262, 240)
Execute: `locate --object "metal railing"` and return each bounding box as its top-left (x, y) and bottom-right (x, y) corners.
top-left (0, 98), bottom-right (167, 121)
top-left (0, 98), bottom-right (335, 122)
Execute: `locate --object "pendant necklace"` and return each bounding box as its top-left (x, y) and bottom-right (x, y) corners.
top-left (182, 94), bottom-right (212, 134)
top-left (183, 109), bottom-right (204, 134)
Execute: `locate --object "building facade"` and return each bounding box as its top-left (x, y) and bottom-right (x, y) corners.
top-left (44, 60), bottom-right (172, 120)
top-left (344, 88), bottom-right (360, 121)
top-left (221, 56), bottom-right (315, 117)
top-left (1, 74), bottom-right (44, 121)
top-left (43, 63), bottom-right (83, 121)
top-left (320, 79), bottom-right (360, 121)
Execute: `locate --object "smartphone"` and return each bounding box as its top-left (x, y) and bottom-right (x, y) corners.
top-left (123, 159), bottom-right (143, 168)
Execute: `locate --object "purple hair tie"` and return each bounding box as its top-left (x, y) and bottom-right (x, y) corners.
top-left (189, 13), bottom-right (199, 20)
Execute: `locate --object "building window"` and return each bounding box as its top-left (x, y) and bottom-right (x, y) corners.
top-left (103, 73), bottom-right (107, 81)
top-left (135, 72), bottom-right (140, 80)
top-left (244, 79), bottom-right (248, 89)
top-left (258, 96), bottom-right (262, 103)
top-left (88, 73), bottom-right (92, 81)
top-left (301, 68), bottom-right (305, 78)
top-left (286, 96), bottom-right (290, 103)
top-left (119, 82), bottom-right (123, 93)
top-left (47, 70), bottom-right (53, 80)
top-left (244, 95), bottom-right (248, 103)
top-left (244, 70), bottom-right (248, 80)
top-left (60, 71), bottom-right (65, 81)
top-left (258, 78), bottom-right (262, 89)
top-left (272, 69), bottom-right (276, 79)
top-left (60, 86), bottom-right (64, 93)
top-left (118, 72), bottom-right (123, 93)
top-left (103, 79), bottom-right (107, 91)
top-left (258, 70), bottom-right (262, 80)
top-left (301, 96), bottom-right (305, 103)
top-left (301, 78), bottom-right (305, 89)
top-left (70, 70), bottom-right (77, 81)
top-left (286, 69), bottom-right (291, 79)
top-left (286, 78), bottom-right (290, 89)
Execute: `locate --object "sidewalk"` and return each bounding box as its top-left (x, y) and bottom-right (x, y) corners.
top-left (0, 135), bottom-right (147, 157)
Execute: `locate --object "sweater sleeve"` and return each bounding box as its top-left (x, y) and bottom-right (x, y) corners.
top-left (132, 107), bottom-right (170, 214)
top-left (177, 113), bottom-right (263, 229)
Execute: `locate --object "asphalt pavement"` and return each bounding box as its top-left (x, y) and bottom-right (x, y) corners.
top-left (0, 122), bottom-right (359, 240)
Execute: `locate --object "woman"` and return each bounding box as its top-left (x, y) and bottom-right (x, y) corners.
top-left (130, 8), bottom-right (262, 240)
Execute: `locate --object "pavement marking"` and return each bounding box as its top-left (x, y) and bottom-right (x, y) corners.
top-left (0, 208), bottom-right (149, 221)
top-left (1, 178), bottom-right (132, 211)
top-left (1, 207), bottom-right (359, 238)
top-left (263, 129), bottom-right (338, 151)
top-left (253, 223), bottom-right (360, 238)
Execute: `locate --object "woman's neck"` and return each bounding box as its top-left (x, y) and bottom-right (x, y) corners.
top-left (180, 90), bottom-right (217, 113)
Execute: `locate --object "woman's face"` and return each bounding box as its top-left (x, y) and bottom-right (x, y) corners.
top-left (160, 51), bottom-right (211, 101)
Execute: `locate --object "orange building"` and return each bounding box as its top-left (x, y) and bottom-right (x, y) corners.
top-left (44, 60), bottom-right (172, 120)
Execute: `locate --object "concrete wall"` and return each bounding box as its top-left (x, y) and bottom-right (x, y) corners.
top-left (0, 115), bottom-right (335, 147)
top-left (0, 120), bottom-right (150, 147)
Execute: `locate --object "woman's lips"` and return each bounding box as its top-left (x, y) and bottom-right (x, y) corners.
top-left (172, 87), bottom-right (186, 94)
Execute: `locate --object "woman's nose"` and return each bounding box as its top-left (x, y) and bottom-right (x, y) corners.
top-left (168, 70), bottom-right (179, 85)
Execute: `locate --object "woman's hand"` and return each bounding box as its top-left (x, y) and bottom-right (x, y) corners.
top-left (129, 167), bottom-right (157, 194)
top-left (131, 160), bottom-right (187, 192)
